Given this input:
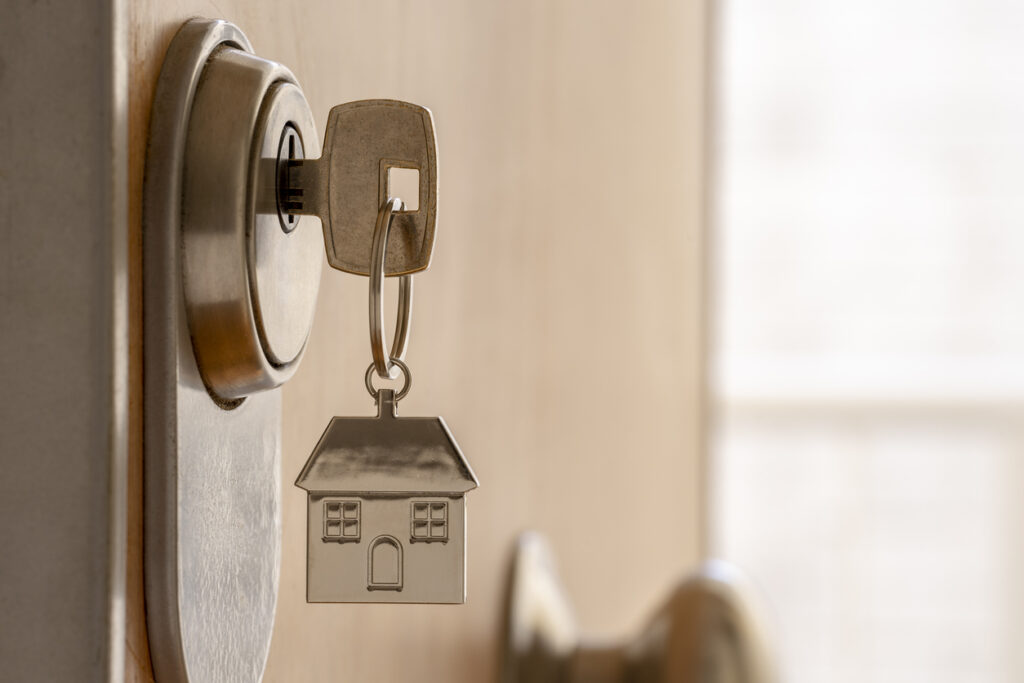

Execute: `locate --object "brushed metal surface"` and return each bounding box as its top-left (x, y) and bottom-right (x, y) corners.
top-left (182, 41), bottom-right (321, 399)
top-left (144, 18), bottom-right (291, 683)
top-left (286, 100), bottom-right (438, 276)
top-left (250, 82), bottom-right (323, 367)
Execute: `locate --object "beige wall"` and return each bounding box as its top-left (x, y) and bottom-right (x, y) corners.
top-left (128, 2), bottom-right (708, 681)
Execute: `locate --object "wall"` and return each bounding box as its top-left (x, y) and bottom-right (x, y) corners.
top-left (128, 2), bottom-right (708, 681)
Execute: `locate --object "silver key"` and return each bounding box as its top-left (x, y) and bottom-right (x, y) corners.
top-left (283, 99), bottom-right (438, 276)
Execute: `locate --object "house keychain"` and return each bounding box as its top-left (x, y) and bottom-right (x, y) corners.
top-left (294, 143), bottom-right (479, 602)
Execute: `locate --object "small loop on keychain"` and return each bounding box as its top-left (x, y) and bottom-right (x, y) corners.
top-left (370, 197), bottom-right (414, 379)
top-left (365, 357), bottom-right (412, 401)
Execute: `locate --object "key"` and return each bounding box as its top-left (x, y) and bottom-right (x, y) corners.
top-left (281, 99), bottom-right (438, 276)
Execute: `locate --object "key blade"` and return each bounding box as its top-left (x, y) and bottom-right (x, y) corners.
top-left (321, 100), bottom-right (437, 276)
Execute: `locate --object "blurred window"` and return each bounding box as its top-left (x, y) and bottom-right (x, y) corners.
top-left (709, 2), bottom-right (1024, 681)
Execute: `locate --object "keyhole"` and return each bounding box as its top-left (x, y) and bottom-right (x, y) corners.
top-left (277, 124), bottom-right (304, 234)
top-left (286, 135), bottom-right (296, 229)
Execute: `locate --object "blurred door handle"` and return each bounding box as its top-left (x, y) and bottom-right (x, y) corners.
top-left (501, 533), bottom-right (776, 683)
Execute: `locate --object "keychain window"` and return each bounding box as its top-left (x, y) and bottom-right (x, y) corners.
top-left (410, 501), bottom-right (447, 542)
top-left (323, 499), bottom-right (360, 542)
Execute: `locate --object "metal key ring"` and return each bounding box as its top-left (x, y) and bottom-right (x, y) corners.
top-left (369, 197), bottom-right (413, 379)
top-left (365, 357), bottom-right (412, 401)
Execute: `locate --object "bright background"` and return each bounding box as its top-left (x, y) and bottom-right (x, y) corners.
top-left (709, 1), bottom-right (1024, 681)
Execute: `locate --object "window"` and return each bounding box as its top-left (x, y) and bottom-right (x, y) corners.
top-left (410, 501), bottom-right (447, 542)
top-left (322, 499), bottom-right (360, 542)
top-left (711, 2), bottom-right (1024, 681)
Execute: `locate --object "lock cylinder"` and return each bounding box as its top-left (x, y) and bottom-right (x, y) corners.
top-left (180, 44), bottom-right (322, 400)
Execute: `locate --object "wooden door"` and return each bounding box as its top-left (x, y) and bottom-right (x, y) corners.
top-left (127, 2), bottom-right (709, 680)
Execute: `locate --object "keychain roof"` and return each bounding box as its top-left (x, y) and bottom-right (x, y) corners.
top-left (295, 389), bottom-right (478, 495)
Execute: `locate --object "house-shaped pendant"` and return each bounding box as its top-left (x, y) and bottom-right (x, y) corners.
top-left (294, 389), bottom-right (479, 603)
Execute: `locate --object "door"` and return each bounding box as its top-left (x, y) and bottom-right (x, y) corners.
top-left (368, 536), bottom-right (402, 591)
top-left (119, 2), bottom-right (708, 680)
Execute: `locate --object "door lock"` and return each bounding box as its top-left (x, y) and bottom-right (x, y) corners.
top-left (171, 30), bottom-right (438, 402)
top-left (178, 41), bottom-right (322, 400)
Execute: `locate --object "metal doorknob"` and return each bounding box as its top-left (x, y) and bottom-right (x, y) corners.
top-left (502, 533), bottom-right (776, 683)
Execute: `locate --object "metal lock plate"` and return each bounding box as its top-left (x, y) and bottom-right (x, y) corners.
top-left (290, 100), bottom-right (438, 276)
top-left (144, 18), bottom-right (319, 683)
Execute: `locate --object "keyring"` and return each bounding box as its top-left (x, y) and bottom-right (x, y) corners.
top-left (365, 357), bottom-right (412, 401)
top-left (369, 197), bottom-right (414, 379)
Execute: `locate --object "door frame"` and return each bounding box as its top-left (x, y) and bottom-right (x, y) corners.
top-left (0, 1), bottom-right (128, 681)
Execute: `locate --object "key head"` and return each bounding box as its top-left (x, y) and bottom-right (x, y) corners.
top-left (321, 100), bottom-right (437, 276)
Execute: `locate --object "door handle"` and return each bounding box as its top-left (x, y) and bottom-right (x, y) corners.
top-left (502, 533), bottom-right (776, 683)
